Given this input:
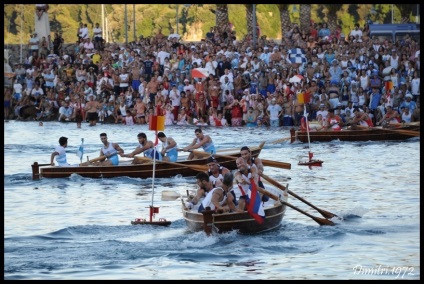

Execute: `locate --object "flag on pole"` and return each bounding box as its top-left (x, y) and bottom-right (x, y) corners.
top-left (76, 138), bottom-right (84, 163)
top-left (247, 179), bottom-right (265, 224)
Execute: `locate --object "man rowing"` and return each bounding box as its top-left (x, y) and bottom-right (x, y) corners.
top-left (185, 172), bottom-right (213, 210)
top-left (206, 156), bottom-right (231, 187)
top-left (240, 146), bottom-right (268, 202)
top-left (349, 108), bottom-right (374, 129)
top-left (197, 172), bottom-right (238, 213)
top-left (181, 128), bottom-right (216, 160)
top-left (121, 132), bottom-right (161, 164)
top-left (233, 157), bottom-right (259, 212)
top-left (91, 133), bottom-right (124, 166)
top-left (157, 131), bottom-right (178, 162)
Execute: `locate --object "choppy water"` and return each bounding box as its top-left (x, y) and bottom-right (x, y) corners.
top-left (4, 121), bottom-right (420, 280)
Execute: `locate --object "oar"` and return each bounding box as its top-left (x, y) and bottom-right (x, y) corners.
top-left (88, 156), bottom-right (106, 163)
top-left (259, 173), bottom-right (339, 220)
top-left (135, 156), bottom-right (208, 172)
top-left (190, 151), bottom-right (292, 170)
top-left (256, 186), bottom-right (334, 226)
top-left (270, 137), bottom-right (291, 144)
top-left (281, 200), bottom-right (335, 226)
top-left (372, 127), bottom-right (420, 136)
top-left (261, 159), bottom-right (292, 170)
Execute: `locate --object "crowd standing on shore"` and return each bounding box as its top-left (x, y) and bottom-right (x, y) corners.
top-left (5, 19), bottom-right (420, 129)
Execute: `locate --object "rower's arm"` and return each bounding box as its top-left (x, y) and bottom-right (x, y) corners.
top-left (184, 138), bottom-right (198, 151)
top-left (113, 143), bottom-right (124, 156)
top-left (254, 159), bottom-right (264, 175)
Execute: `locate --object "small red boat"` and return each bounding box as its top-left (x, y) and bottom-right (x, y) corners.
top-left (298, 152), bottom-right (323, 167)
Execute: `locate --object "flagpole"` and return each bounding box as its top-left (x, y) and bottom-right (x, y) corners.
top-left (151, 131), bottom-right (157, 209)
top-left (303, 104), bottom-right (312, 160)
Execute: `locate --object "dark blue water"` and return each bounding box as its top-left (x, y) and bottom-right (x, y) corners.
top-left (4, 121), bottom-right (420, 279)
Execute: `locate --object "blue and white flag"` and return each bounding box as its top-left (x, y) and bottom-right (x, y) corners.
top-left (76, 138), bottom-right (84, 162)
top-left (288, 48), bottom-right (307, 64)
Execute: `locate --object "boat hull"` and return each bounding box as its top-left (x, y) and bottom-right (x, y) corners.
top-left (33, 145), bottom-right (263, 179)
top-left (182, 202), bottom-right (287, 235)
top-left (291, 125), bottom-right (420, 143)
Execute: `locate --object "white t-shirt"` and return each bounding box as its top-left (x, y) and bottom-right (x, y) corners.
top-left (169, 89), bottom-right (181, 107)
top-left (13, 83), bottom-right (23, 94)
top-left (157, 50), bottom-right (171, 65)
top-left (93, 27), bottom-right (102, 38)
top-left (411, 78), bottom-right (420, 95)
top-left (119, 73), bottom-right (129, 87)
top-left (266, 103), bottom-right (282, 120)
top-left (30, 36), bottom-right (39, 50)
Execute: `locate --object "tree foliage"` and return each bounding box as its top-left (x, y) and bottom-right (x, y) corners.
top-left (4, 4), bottom-right (415, 45)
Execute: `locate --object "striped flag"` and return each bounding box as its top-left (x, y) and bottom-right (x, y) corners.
top-left (76, 138), bottom-right (84, 163)
top-left (247, 179), bottom-right (265, 224)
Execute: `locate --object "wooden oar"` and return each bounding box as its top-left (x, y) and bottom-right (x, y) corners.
top-left (135, 156), bottom-right (208, 172)
top-left (280, 200), bottom-right (335, 226)
top-left (261, 159), bottom-right (292, 170)
top-left (372, 127), bottom-right (420, 137)
top-left (87, 156), bottom-right (106, 163)
top-left (191, 151), bottom-right (292, 170)
top-left (259, 173), bottom-right (339, 220)
top-left (270, 137), bottom-right (291, 144)
top-left (256, 186), bottom-right (334, 226)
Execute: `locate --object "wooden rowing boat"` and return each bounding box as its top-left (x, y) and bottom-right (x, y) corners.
top-left (182, 186), bottom-right (288, 235)
top-left (31, 142), bottom-right (265, 180)
top-left (290, 124), bottom-right (420, 143)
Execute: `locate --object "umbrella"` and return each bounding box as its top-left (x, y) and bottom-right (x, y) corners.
top-left (289, 74), bottom-right (304, 84)
top-left (288, 48), bottom-right (307, 64)
top-left (191, 68), bottom-right (209, 78)
top-left (382, 66), bottom-right (392, 76)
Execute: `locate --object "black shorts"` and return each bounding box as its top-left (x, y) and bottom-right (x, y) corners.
top-left (87, 112), bottom-right (98, 121)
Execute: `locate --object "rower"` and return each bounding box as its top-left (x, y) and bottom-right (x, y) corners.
top-left (206, 156), bottom-right (231, 187)
top-left (185, 172), bottom-right (213, 210)
top-left (198, 172), bottom-right (237, 213)
top-left (181, 128), bottom-right (216, 160)
top-left (240, 146), bottom-right (268, 202)
top-left (121, 132), bottom-right (162, 164)
top-left (157, 132), bottom-right (178, 162)
top-left (94, 133), bottom-right (124, 166)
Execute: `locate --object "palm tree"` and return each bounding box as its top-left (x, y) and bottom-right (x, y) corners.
top-left (325, 4), bottom-right (343, 33)
top-left (299, 4), bottom-right (311, 35)
top-left (276, 4), bottom-right (291, 41)
top-left (395, 4), bottom-right (413, 23)
top-left (245, 4), bottom-right (254, 38)
top-left (214, 4), bottom-right (229, 32)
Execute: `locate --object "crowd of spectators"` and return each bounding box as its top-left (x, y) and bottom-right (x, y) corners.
top-left (5, 20), bottom-right (420, 127)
